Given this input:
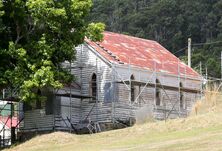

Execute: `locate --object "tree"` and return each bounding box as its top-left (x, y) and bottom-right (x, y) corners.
top-left (0, 0), bottom-right (105, 101)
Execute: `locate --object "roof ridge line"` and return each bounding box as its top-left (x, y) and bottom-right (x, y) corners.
top-left (104, 31), bottom-right (157, 43)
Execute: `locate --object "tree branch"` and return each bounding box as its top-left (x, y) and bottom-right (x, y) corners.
top-left (15, 20), bottom-right (23, 45)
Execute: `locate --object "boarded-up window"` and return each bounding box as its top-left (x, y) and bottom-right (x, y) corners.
top-left (45, 91), bottom-right (54, 115)
top-left (91, 73), bottom-right (97, 102)
top-left (130, 75), bottom-right (135, 102)
top-left (104, 82), bottom-right (113, 103)
top-left (156, 79), bottom-right (161, 106)
top-left (179, 82), bottom-right (185, 109)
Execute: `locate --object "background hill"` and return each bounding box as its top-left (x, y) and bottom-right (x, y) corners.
top-left (88, 0), bottom-right (222, 78)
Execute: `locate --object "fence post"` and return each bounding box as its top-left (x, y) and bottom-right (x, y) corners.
top-left (11, 127), bottom-right (16, 145)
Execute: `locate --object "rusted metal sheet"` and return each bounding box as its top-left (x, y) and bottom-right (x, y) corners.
top-left (86, 31), bottom-right (200, 78)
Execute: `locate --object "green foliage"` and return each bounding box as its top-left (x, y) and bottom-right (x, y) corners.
top-left (0, 1), bottom-right (3, 16)
top-left (89, 0), bottom-right (222, 78)
top-left (0, 1), bottom-right (4, 33)
top-left (87, 23), bottom-right (105, 41)
top-left (0, 0), bottom-right (105, 101)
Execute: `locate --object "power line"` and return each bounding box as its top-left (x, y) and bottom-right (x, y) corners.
top-left (173, 46), bottom-right (187, 55)
top-left (192, 40), bottom-right (222, 46)
top-left (174, 40), bottom-right (222, 55)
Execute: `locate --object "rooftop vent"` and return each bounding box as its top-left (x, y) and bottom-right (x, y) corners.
top-left (103, 48), bottom-right (108, 52)
top-left (111, 54), bottom-right (116, 58)
top-left (107, 51), bottom-right (112, 55)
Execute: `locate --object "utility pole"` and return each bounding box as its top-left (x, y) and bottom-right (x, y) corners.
top-left (200, 61), bottom-right (203, 76)
top-left (200, 61), bottom-right (202, 76)
top-left (188, 38), bottom-right (192, 67)
top-left (200, 61), bottom-right (203, 99)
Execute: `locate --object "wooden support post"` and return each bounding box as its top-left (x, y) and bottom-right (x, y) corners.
top-left (200, 61), bottom-right (203, 100)
top-left (0, 135), bottom-right (1, 148)
top-left (69, 61), bottom-right (72, 133)
top-left (221, 52), bottom-right (222, 80)
top-left (154, 61), bottom-right (157, 108)
top-left (10, 100), bottom-right (13, 145)
top-left (11, 127), bottom-right (15, 145)
top-left (96, 57), bottom-right (99, 132)
top-left (178, 60), bottom-right (181, 117)
top-left (3, 129), bottom-right (5, 147)
top-left (128, 57), bottom-right (131, 104)
top-left (111, 64), bottom-right (116, 124)
top-left (80, 44), bottom-right (83, 123)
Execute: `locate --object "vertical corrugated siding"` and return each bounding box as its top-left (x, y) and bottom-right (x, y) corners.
top-left (21, 109), bottom-right (54, 131)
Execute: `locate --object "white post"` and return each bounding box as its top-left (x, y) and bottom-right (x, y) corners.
top-left (2, 89), bottom-right (5, 99)
top-left (200, 61), bottom-right (202, 76)
top-left (188, 38), bottom-right (192, 67)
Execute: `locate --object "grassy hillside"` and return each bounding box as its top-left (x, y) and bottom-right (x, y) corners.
top-left (5, 89), bottom-right (222, 151)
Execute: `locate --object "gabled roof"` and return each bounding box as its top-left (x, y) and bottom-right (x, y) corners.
top-left (85, 31), bottom-right (200, 78)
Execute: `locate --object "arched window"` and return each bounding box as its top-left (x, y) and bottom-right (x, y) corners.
top-left (156, 79), bottom-right (161, 106)
top-left (91, 73), bottom-right (97, 101)
top-left (179, 82), bottom-right (185, 109)
top-left (130, 75), bottom-right (135, 102)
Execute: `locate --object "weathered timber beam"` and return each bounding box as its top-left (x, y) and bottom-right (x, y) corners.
top-left (116, 80), bottom-right (201, 93)
top-left (55, 93), bottom-right (94, 99)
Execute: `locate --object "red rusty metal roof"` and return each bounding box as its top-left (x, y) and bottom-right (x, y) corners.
top-left (86, 31), bottom-right (200, 78)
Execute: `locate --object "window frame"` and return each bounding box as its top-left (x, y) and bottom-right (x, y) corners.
top-left (155, 79), bottom-right (161, 106)
top-left (179, 82), bottom-right (185, 109)
top-left (130, 75), bottom-right (136, 102)
top-left (90, 73), bottom-right (97, 102)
